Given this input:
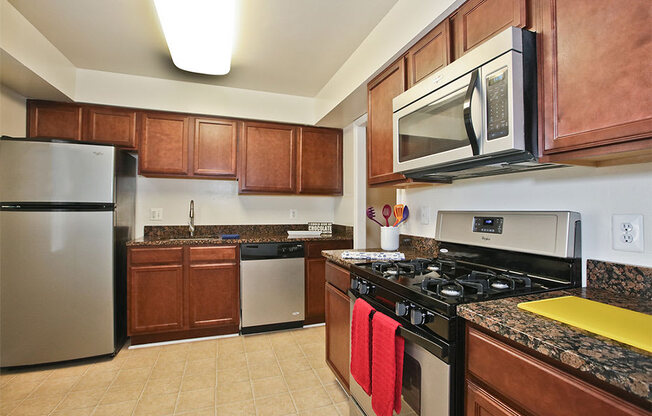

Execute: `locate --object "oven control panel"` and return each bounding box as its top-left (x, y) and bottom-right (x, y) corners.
top-left (473, 216), bottom-right (503, 234)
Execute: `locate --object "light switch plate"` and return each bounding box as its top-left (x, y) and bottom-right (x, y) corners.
top-left (612, 214), bottom-right (644, 252)
top-left (150, 208), bottom-right (163, 221)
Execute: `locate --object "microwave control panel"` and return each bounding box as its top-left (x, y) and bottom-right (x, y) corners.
top-left (486, 68), bottom-right (509, 140)
top-left (473, 216), bottom-right (503, 234)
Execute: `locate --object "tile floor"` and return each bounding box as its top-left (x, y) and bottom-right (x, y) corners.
top-left (0, 326), bottom-right (350, 415)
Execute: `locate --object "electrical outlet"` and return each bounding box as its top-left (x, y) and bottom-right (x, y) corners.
top-left (149, 208), bottom-right (163, 221)
top-left (289, 209), bottom-right (298, 219)
top-left (612, 214), bottom-right (644, 252)
top-left (420, 205), bottom-right (430, 225)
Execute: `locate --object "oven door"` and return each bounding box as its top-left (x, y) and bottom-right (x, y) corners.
top-left (348, 290), bottom-right (451, 416)
top-left (393, 70), bottom-right (484, 174)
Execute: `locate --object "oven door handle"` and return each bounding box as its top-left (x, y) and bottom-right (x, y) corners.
top-left (463, 69), bottom-right (481, 156)
top-left (348, 290), bottom-right (449, 362)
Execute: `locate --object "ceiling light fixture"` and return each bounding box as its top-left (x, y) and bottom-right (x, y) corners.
top-left (153, 0), bottom-right (236, 75)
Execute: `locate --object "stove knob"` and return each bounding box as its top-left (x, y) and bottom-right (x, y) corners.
top-left (395, 301), bottom-right (411, 317)
top-left (410, 308), bottom-right (431, 326)
top-left (350, 278), bottom-right (360, 290)
top-left (359, 282), bottom-right (374, 295)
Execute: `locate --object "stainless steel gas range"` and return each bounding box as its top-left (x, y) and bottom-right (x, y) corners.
top-left (348, 211), bottom-right (582, 416)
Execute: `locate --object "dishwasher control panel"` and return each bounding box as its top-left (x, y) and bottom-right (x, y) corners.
top-left (241, 242), bottom-right (305, 260)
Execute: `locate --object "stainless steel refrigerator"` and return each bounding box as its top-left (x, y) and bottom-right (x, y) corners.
top-left (0, 138), bottom-right (136, 367)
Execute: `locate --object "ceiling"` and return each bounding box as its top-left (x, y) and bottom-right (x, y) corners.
top-left (9, 0), bottom-right (398, 97)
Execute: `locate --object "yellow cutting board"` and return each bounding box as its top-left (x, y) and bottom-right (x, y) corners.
top-left (517, 296), bottom-right (652, 353)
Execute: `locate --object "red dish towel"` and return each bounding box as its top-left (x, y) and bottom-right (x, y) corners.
top-left (350, 298), bottom-right (375, 395)
top-left (371, 311), bottom-right (405, 416)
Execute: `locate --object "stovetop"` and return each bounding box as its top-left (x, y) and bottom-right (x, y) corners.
top-left (350, 255), bottom-right (577, 317)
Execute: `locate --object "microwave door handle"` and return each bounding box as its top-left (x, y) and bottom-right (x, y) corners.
top-left (463, 69), bottom-right (480, 156)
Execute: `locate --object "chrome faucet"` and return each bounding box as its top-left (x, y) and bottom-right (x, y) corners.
top-left (189, 200), bottom-right (195, 237)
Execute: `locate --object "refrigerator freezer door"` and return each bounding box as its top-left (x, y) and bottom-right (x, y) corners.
top-left (0, 210), bottom-right (115, 366)
top-left (0, 140), bottom-right (115, 203)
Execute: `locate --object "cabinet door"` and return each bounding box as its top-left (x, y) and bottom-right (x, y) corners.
top-left (539, 0), bottom-right (652, 155)
top-left (188, 263), bottom-right (239, 329)
top-left (305, 258), bottom-right (326, 325)
top-left (128, 264), bottom-right (184, 334)
top-left (367, 58), bottom-right (408, 185)
top-left (27, 101), bottom-right (82, 141)
top-left (450, 0), bottom-right (527, 59)
top-left (325, 282), bottom-right (350, 390)
top-left (239, 122), bottom-right (297, 193)
top-left (407, 20), bottom-right (451, 87)
top-left (297, 127), bottom-right (342, 195)
top-left (139, 112), bottom-right (190, 175)
top-left (466, 326), bottom-right (649, 416)
top-left (193, 118), bottom-right (237, 177)
top-left (84, 106), bottom-right (137, 149)
top-left (466, 381), bottom-right (522, 416)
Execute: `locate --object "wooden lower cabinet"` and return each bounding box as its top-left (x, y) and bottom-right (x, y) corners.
top-left (466, 381), bottom-right (522, 416)
top-left (188, 263), bottom-right (239, 329)
top-left (128, 245), bottom-right (239, 344)
top-left (465, 324), bottom-right (649, 416)
top-left (305, 258), bottom-right (327, 325)
top-left (304, 240), bottom-right (353, 325)
top-left (324, 260), bottom-right (351, 391)
top-left (128, 264), bottom-right (184, 334)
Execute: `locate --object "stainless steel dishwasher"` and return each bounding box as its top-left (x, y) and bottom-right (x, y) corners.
top-left (240, 242), bottom-right (305, 334)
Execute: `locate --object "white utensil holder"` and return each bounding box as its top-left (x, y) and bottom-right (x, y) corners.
top-left (380, 226), bottom-right (400, 251)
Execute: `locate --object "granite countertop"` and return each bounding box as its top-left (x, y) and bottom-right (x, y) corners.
top-left (322, 246), bottom-right (437, 269)
top-left (127, 224), bottom-right (353, 247)
top-left (127, 233), bottom-right (352, 247)
top-left (458, 287), bottom-right (652, 402)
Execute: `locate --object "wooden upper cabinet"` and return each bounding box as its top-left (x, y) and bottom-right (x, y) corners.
top-left (27, 101), bottom-right (82, 141)
top-left (139, 112), bottom-right (190, 176)
top-left (297, 127), bottom-right (343, 195)
top-left (406, 20), bottom-right (451, 87)
top-left (239, 121), bottom-right (297, 193)
top-left (367, 58), bottom-right (408, 186)
top-left (192, 118), bottom-right (238, 178)
top-left (538, 0), bottom-right (652, 157)
top-left (450, 0), bottom-right (527, 60)
top-left (83, 105), bottom-right (137, 149)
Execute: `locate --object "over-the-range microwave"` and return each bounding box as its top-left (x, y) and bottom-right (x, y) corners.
top-left (393, 27), bottom-right (562, 182)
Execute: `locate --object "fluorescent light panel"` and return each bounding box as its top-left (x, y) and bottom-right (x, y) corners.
top-left (154, 0), bottom-right (236, 75)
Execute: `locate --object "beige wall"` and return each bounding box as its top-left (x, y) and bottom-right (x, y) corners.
top-left (0, 85), bottom-right (26, 136)
top-left (134, 175), bottom-right (340, 238)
